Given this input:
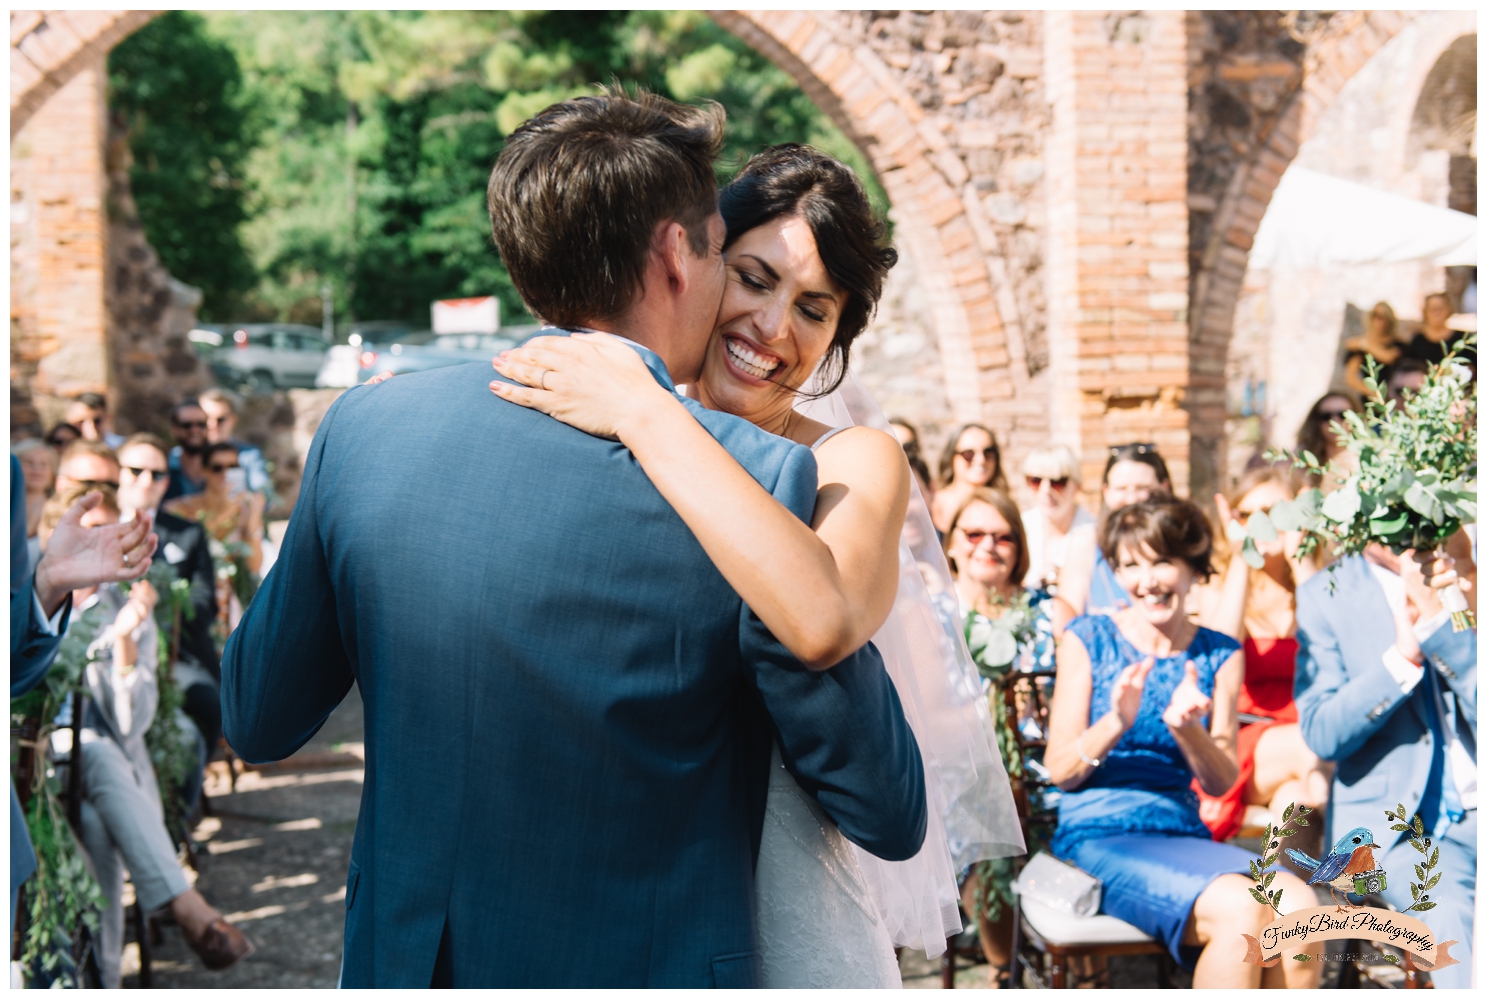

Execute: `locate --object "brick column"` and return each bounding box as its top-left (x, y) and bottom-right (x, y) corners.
top-left (1045, 11), bottom-right (1191, 495)
top-left (10, 58), bottom-right (109, 433)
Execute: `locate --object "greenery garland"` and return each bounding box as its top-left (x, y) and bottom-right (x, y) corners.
top-left (140, 561), bottom-right (198, 851)
top-left (10, 602), bottom-right (108, 987)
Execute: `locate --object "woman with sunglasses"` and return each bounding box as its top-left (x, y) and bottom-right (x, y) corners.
top-left (166, 442), bottom-right (263, 636)
top-left (1053, 444), bottom-right (1172, 627)
top-left (931, 424), bottom-right (1009, 534)
top-left (1019, 444), bottom-right (1094, 598)
top-left (1190, 466), bottom-right (1330, 849)
top-left (943, 488), bottom-right (1052, 985)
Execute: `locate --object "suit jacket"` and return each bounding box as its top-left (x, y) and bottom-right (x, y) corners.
top-left (152, 510), bottom-right (219, 678)
top-left (1294, 556), bottom-right (1477, 842)
top-left (222, 350), bottom-right (927, 987)
top-left (10, 456), bottom-right (70, 892)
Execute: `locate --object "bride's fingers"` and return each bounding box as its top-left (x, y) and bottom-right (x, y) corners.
top-left (492, 356), bottom-right (556, 390)
top-left (490, 379), bottom-right (557, 413)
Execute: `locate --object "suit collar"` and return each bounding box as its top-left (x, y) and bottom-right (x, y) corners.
top-left (538, 326), bottom-right (677, 393)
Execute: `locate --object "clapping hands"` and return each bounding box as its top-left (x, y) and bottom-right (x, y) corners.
top-left (1162, 661), bottom-right (1211, 730)
top-left (1109, 656), bottom-right (1154, 730)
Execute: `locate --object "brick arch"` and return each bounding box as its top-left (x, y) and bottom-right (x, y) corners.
top-left (1186, 10), bottom-right (1416, 493)
top-left (10, 10), bottom-right (160, 138)
top-left (711, 11), bottom-right (1023, 429)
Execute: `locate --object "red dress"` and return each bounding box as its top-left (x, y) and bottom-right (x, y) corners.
top-left (1195, 636), bottom-right (1299, 841)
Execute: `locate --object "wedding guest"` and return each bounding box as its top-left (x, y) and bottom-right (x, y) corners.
top-left (163, 400), bottom-right (209, 503)
top-left (1401, 292), bottom-right (1473, 367)
top-left (43, 422), bottom-right (81, 459)
top-left (932, 423), bottom-right (1009, 533)
top-left (1193, 467), bottom-right (1330, 846)
top-left (888, 416), bottom-right (934, 502)
top-left (1295, 391), bottom-right (1360, 466)
top-left (37, 486), bottom-right (251, 984)
top-left (55, 440), bottom-right (119, 494)
top-left (1384, 357), bottom-right (1430, 404)
top-left (1020, 444), bottom-right (1095, 597)
top-left (11, 438), bottom-right (57, 572)
top-left (945, 487), bottom-right (1052, 982)
top-left (199, 388), bottom-right (273, 502)
top-left (166, 442), bottom-right (263, 634)
top-left (1045, 497), bottom-right (1320, 987)
top-left (1294, 540), bottom-right (1476, 989)
top-left (118, 433), bottom-right (222, 760)
top-left (64, 392), bottom-right (126, 450)
top-left (1054, 443), bottom-right (1173, 625)
top-left (1341, 301), bottom-right (1402, 397)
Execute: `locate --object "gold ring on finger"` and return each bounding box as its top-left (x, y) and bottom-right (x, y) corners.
top-left (540, 369), bottom-right (550, 391)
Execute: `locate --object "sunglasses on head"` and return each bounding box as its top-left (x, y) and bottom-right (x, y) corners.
top-left (957, 447), bottom-right (998, 463)
top-left (1109, 442), bottom-right (1157, 458)
top-left (123, 466), bottom-right (169, 483)
top-left (207, 462), bottom-right (240, 473)
top-left (174, 420), bottom-right (207, 430)
top-left (959, 528), bottom-right (1017, 548)
top-left (1026, 475), bottom-right (1069, 491)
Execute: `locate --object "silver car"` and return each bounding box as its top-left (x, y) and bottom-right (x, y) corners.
top-left (352, 326), bottom-right (540, 384)
top-left (191, 323), bottom-right (332, 393)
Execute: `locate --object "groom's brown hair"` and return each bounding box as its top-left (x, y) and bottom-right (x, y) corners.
top-left (488, 86), bottom-right (725, 328)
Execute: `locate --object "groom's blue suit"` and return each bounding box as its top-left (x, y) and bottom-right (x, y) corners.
top-left (221, 345), bottom-right (927, 987)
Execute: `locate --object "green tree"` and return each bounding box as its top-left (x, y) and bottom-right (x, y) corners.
top-left (108, 11), bottom-right (258, 320)
top-left (122, 11), bottom-right (887, 328)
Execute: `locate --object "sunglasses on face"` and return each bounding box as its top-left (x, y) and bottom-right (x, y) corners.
top-left (207, 463), bottom-right (240, 474)
top-left (174, 420), bottom-right (207, 430)
top-left (69, 479), bottom-right (117, 490)
top-left (205, 415), bottom-right (231, 427)
top-left (1026, 475), bottom-right (1070, 491)
top-left (123, 466), bottom-right (169, 482)
top-left (957, 447), bottom-right (998, 464)
top-left (1234, 504), bottom-right (1276, 525)
top-left (959, 528), bottom-right (1017, 548)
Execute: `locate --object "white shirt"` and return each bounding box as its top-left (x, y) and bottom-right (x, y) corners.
top-left (1367, 561), bottom-right (1476, 811)
top-left (1022, 506), bottom-right (1095, 592)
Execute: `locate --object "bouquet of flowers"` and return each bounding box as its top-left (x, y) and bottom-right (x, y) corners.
top-left (1239, 335), bottom-right (1475, 630)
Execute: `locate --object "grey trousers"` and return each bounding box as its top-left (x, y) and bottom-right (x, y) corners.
top-left (77, 736), bottom-right (190, 989)
top-left (1380, 809), bottom-right (1475, 990)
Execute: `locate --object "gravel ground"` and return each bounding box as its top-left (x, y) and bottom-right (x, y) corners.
top-left (126, 687), bottom-right (365, 988)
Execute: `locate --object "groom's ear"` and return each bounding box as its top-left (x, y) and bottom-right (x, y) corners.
top-left (653, 220), bottom-right (691, 295)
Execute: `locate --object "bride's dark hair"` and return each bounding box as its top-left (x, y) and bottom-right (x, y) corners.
top-left (719, 144), bottom-right (898, 396)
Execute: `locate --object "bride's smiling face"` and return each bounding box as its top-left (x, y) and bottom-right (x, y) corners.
top-left (694, 214), bottom-right (845, 423)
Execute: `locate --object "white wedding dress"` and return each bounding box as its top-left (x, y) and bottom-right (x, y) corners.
top-left (753, 375), bottom-right (1024, 988)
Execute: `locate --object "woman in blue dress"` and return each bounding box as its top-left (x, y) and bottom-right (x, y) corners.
top-left (1044, 497), bottom-right (1320, 987)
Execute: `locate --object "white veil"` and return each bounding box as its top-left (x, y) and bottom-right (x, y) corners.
top-left (795, 373), bottom-right (1024, 958)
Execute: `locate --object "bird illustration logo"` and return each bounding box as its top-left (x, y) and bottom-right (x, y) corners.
top-left (1287, 827), bottom-right (1385, 909)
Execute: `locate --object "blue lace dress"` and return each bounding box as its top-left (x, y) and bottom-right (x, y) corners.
top-left (1050, 615), bottom-right (1252, 969)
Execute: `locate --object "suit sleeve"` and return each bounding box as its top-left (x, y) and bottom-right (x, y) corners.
top-left (1421, 624), bottom-right (1476, 731)
top-left (221, 397), bottom-right (354, 763)
top-left (1294, 582), bottom-right (1417, 762)
top-left (738, 444), bottom-right (928, 862)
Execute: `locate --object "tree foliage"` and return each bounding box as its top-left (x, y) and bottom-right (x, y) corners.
top-left (107, 11), bottom-right (258, 321)
top-left (109, 10), bottom-right (885, 327)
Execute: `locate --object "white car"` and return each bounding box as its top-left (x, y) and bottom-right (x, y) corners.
top-left (190, 324), bottom-right (331, 393)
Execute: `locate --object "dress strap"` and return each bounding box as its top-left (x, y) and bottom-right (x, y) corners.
top-left (810, 426), bottom-right (850, 453)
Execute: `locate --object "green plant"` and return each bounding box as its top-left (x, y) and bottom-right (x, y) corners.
top-left (139, 563), bottom-right (198, 851)
top-left (1243, 336), bottom-right (1476, 629)
top-left (1248, 802), bottom-right (1313, 914)
top-left (10, 602), bottom-right (110, 986)
top-left (1383, 804), bottom-right (1440, 914)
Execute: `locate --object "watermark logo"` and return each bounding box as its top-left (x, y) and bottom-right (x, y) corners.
top-left (1239, 804), bottom-right (1460, 972)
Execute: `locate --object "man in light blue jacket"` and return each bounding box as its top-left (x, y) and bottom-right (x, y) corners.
top-left (1294, 547), bottom-right (1475, 988)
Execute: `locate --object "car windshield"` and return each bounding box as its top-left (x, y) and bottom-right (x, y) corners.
top-left (427, 334), bottom-right (519, 352)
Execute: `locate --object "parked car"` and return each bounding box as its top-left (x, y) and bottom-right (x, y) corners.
top-left (316, 324), bottom-right (432, 388)
top-left (341, 325), bottom-right (541, 385)
top-left (190, 323), bottom-right (332, 393)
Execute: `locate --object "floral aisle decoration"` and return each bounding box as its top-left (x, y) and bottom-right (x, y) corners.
top-left (139, 561), bottom-right (198, 851)
top-left (1239, 336), bottom-right (1475, 630)
top-left (9, 602), bottom-right (108, 986)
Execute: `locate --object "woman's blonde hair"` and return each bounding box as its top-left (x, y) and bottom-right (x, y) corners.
top-left (11, 438), bottom-right (57, 487)
top-left (39, 482), bottom-right (119, 542)
top-left (1022, 444), bottom-right (1081, 487)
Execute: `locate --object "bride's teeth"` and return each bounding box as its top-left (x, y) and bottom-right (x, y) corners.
top-left (727, 339), bottom-right (778, 379)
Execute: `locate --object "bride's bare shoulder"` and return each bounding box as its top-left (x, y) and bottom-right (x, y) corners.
top-left (813, 426), bottom-right (909, 488)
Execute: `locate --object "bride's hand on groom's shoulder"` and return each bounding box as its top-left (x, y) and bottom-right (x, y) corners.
top-left (489, 332), bottom-right (669, 441)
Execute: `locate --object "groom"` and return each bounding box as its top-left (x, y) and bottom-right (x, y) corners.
top-left (222, 88), bottom-right (926, 987)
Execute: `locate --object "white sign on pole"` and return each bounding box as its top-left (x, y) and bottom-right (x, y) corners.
top-left (432, 296), bottom-right (500, 334)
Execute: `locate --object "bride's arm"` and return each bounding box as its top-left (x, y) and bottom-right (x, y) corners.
top-left (491, 333), bottom-right (910, 669)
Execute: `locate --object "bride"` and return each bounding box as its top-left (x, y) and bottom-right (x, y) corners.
top-left (490, 144), bottom-right (1022, 986)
